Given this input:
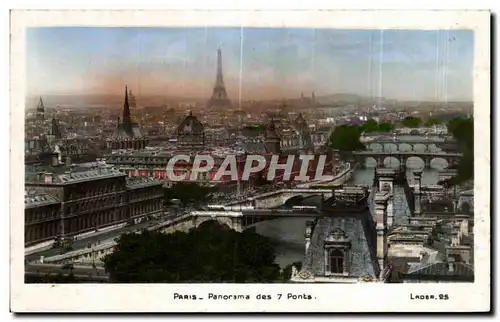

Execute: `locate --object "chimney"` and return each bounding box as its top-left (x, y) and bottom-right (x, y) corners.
top-left (448, 257), bottom-right (455, 273)
top-left (44, 173), bottom-right (53, 184)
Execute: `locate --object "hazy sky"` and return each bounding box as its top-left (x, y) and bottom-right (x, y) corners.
top-left (27, 27), bottom-right (474, 101)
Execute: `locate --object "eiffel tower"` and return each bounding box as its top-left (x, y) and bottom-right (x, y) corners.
top-left (207, 48), bottom-right (232, 109)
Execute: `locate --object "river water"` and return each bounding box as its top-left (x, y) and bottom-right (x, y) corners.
top-left (253, 135), bottom-right (448, 267)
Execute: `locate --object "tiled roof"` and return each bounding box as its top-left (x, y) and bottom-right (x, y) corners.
top-left (405, 261), bottom-right (474, 279)
top-left (126, 176), bottom-right (163, 189)
top-left (26, 167), bottom-right (126, 184)
top-left (300, 209), bottom-right (380, 279)
top-left (57, 168), bottom-right (126, 183)
top-left (25, 191), bottom-right (60, 209)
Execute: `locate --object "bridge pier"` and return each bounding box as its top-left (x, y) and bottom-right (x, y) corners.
top-left (423, 157), bottom-right (431, 169)
top-left (376, 157), bottom-right (384, 168)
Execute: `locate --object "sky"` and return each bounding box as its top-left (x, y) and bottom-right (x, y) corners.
top-left (26, 27), bottom-right (474, 102)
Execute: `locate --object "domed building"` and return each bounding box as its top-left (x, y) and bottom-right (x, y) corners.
top-left (107, 86), bottom-right (148, 150)
top-left (176, 111), bottom-right (205, 151)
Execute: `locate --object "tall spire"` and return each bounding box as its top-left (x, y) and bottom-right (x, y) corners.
top-left (207, 48), bottom-right (231, 109)
top-left (216, 47), bottom-right (224, 87)
top-left (37, 97), bottom-right (45, 112)
top-left (122, 85), bottom-right (132, 134)
top-left (36, 97), bottom-right (45, 121)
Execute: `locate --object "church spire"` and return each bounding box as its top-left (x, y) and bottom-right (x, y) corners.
top-left (122, 85), bottom-right (132, 134)
top-left (36, 97), bottom-right (45, 120)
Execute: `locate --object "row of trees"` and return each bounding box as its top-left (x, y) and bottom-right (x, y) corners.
top-left (441, 117), bottom-right (474, 186)
top-left (401, 116), bottom-right (442, 128)
top-left (103, 221), bottom-right (294, 283)
top-left (359, 119), bottom-right (394, 133)
top-left (329, 119), bottom-right (395, 151)
top-left (164, 182), bottom-right (217, 206)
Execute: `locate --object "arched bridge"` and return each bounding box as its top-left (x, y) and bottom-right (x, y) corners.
top-left (353, 151), bottom-right (462, 169)
top-left (225, 188), bottom-right (334, 209)
top-left (395, 127), bottom-right (448, 136)
top-left (34, 207), bottom-right (323, 264)
top-left (361, 134), bottom-right (457, 153)
top-left (158, 208), bottom-right (323, 234)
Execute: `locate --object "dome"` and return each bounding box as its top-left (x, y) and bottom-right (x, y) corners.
top-left (177, 111), bottom-right (204, 135)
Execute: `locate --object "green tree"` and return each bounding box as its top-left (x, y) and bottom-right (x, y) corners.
top-left (439, 117), bottom-right (474, 186)
top-left (402, 116), bottom-right (422, 128)
top-left (377, 122), bottom-right (393, 132)
top-left (164, 182), bottom-right (216, 205)
top-left (103, 222), bottom-right (282, 283)
top-left (329, 125), bottom-right (365, 152)
top-left (360, 119), bottom-right (379, 133)
top-left (424, 118), bottom-right (441, 127)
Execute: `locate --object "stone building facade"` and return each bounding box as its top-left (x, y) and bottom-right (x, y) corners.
top-left (24, 167), bottom-right (164, 246)
top-left (25, 191), bottom-right (61, 246)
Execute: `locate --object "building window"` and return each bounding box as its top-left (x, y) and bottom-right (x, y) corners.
top-left (329, 249), bottom-right (344, 274)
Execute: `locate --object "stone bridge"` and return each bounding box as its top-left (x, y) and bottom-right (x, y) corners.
top-left (33, 207), bottom-right (323, 264)
top-left (225, 188), bottom-right (334, 209)
top-left (353, 151), bottom-right (462, 169)
top-left (361, 134), bottom-right (456, 153)
top-left (395, 127), bottom-right (448, 136)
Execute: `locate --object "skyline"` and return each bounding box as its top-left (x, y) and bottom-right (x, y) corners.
top-left (27, 27), bottom-right (474, 102)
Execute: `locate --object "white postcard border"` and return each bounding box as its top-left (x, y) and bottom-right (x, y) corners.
top-left (10, 10), bottom-right (491, 312)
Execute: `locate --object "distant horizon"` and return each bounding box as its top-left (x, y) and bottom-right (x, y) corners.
top-left (25, 92), bottom-right (474, 104)
top-left (27, 27), bottom-right (474, 102)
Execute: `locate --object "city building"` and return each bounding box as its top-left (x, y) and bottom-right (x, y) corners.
top-left (107, 86), bottom-right (148, 150)
top-left (24, 166), bottom-right (164, 246)
top-left (25, 191), bottom-right (61, 246)
top-left (291, 190), bottom-right (392, 283)
top-left (264, 119), bottom-right (281, 154)
top-left (176, 112), bottom-right (206, 151)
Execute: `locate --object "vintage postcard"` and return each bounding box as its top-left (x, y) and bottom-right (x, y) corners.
top-left (10, 10), bottom-right (490, 312)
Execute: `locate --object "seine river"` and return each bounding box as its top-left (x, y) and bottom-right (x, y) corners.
top-left (253, 136), bottom-right (449, 267)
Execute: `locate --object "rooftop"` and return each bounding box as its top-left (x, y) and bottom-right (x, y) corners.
top-left (26, 166), bottom-right (126, 185)
top-left (25, 191), bottom-right (60, 209)
top-left (299, 209), bottom-right (380, 279)
top-left (403, 261), bottom-right (474, 280)
top-left (126, 176), bottom-right (163, 189)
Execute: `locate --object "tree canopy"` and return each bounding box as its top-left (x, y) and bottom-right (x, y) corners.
top-left (103, 221), bottom-right (286, 283)
top-left (377, 122), bottom-right (394, 133)
top-left (402, 116), bottom-right (422, 128)
top-left (329, 120), bottom-right (394, 152)
top-left (439, 117), bottom-right (474, 186)
top-left (329, 124), bottom-right (366, 151)
top-left (359, 119), bottom-right (379, 133)
top-left (164, 182), bottom-right (217, 205)
top-left (359, 119), bottom-right (394, 133)
top-left (424, 118), bottom-right (441, 127)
